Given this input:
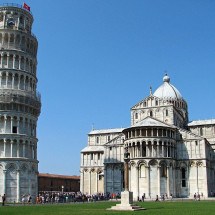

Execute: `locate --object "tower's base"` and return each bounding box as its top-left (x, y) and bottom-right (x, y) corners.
top-left (107, 191), bottom-right (146, 211)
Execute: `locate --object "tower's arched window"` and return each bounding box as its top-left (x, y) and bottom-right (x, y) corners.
top-left (160, 164), bottom-right (167, 177)
top-left (140, 165), bottom-right (146, 178)
top-left (150, 111), bottom-right (153, 117)
top-left (155, 100), bottom-right (158, 106)
top-left (166, 110), bottom-right (168, 116)
top-left (181, 168), bottom-right (186, 187)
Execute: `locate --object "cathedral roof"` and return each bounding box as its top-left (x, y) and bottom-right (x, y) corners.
top-left (153, 74), bottom-right (183, 100)
top-left (130, 116), bottom-right (176, 128)
top-left (81, 145), bottom-right (104, 152)
top-left (89, 128), bottom-right (124, 135)
top-left (188, 119), bottom-right (215, 126)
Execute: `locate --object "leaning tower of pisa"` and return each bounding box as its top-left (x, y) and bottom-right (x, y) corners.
top-left (0, 4), bottom-right (41, 202)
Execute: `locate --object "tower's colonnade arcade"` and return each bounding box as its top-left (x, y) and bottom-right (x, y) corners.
top-left (0, 4), bottom-right (41, 203)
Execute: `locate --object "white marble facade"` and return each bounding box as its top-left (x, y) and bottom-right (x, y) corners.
top-left (80, 75), bottom-right (215, 200)
top-left (0, 4), bottom-right (41, 202)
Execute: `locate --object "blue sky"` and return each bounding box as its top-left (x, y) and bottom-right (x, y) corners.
top-left (3, 0), bottom-right (215, 175)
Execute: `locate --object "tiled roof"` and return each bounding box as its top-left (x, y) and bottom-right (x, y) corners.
top-left (38, 173), bottom-right (80, 180)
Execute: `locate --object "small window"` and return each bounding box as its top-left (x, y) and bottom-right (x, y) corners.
top-left (135, 112), bottom-right (138, 119)
top-left (108, 136), bottom-right (110, 141)
top-left (20, 16), bottom-right (24, 24)
top-left (195, 141), bottom-right (198, 146)
top-left (166, 110), bottom-right (168, 116)
top-left (96, 137), bottom-right (99, 144)
top-left (98, 153), bottom-right (100, 160)
top-left (150, 111), bottom-right (153, 117)
top-left (155, 100), bottom-right (158, 106)
top-left (91, 154), bottom-right (93, 160)
top-left (200, 128), bottom-right (203, 136)
top-left (181, 168), bottom-right (186, 187)
top-left (13, 126), bottom-right (17, 133)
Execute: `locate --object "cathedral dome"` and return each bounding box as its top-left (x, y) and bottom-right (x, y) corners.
top-left (153, 74), bottom-right (182, 100)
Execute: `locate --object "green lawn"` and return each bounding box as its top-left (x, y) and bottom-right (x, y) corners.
top-left (0, 201), bottom-right (215, 215)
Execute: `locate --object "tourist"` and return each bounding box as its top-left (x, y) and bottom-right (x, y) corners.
top-left (2, 194), bottom-right (6, 206)
top-left (194, 193), bottom-right (196, 200)
top-left (27, 194), bottom-right (32, 204)
top-left (155, 195), bottom-right (159, 201)
top-left (142, 193), bottom-right (145, 202)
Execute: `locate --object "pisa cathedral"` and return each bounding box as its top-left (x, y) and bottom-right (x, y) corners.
top-left (0, 4), bottom-right (41, 202)
top-left (80, 74), bottom-right (215, 199)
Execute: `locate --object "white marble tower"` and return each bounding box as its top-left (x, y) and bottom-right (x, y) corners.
top-left (0, 3), bottom-right (41, 202)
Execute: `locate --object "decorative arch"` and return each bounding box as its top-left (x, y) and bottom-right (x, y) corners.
top-left (148, 159), bottom-right (158, 166)
top-left (6, 163), bottom-right (17, 172)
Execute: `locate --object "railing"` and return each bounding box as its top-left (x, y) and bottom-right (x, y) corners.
top-left (0, 94), bottom-right (41, 110)
top-left (0, 27), bottom-right (37, 40)
top-left (0, 3), bottom-right (33, 15)
top-left (0, 88), bottom-right (41, 102)
top-left (0, 43), bottom-right (37, 56)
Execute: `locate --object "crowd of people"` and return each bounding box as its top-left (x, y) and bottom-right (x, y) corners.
top-left (36, 191), bottom-right (119, 204)
top-left (1, 190), bottom-right (215, 205)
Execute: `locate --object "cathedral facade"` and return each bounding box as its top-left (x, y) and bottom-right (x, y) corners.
top-left (80, 75), bottom-right (215, 199)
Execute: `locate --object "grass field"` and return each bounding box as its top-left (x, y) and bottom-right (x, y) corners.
top-left (0, 201), bottom-right (215, 215)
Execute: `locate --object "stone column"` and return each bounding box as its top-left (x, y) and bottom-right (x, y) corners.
top-left (3, 116), bottom-right (7, 130)
top-left (157, 143), bottom-right (159, 157)
top-left (18, 75), bottom-right (20, 89)
top-left (162, 142), bottom-right (164, 157)
top-left (23, 142), bottom-right (26, 157)
top-left (167, 143), bottom-right (169, 157)
top-left (0, 73), bottom-right (2, 87)
top-left (96, 171), bottom-right (98, 193)
top-left (89, 171), bottom-right (91, 195)
top-left (157, 166), bottom-right (160, 197)
top-left (28, 171), bottom-right (32, 194)
top-left (172, 167), bottom-right (175, 196)
top-left (146, 143), bottom-right (148, 157)
top-left (23, 76), bottom-right (26, 90)
top-left (17, 170), bottom-right (20, 202)
top-left (140, 143), bottom-right (142, 157)
top-left (147, 166), bottom-right (150, 198)
top-left (6, 72), bottom-right (8, 88)
top-left (80, 170), bottom-right (84, 193)
top-left (3, 170), bottom-right (6, 194)
top-left (10, 140), bottom-right (13, 157)
top-left (13, 55), bottom-right (16, 69)
top-left (19, 56), bottom-right (21, 70)
top-left (112, 166), bottom-right (114, 193)
top-left (6, 54), bottom-right (9, 68)
top-left (17, 119), bottom-right (20, 134)
top-left (104, 167), bottom-right (107, 194)
top-left (12, 74), bottom-right (15, 89)
top-left (11, 117), bottom-right (13, 133)
top-left (124, 161), bottom-right (129, 191)
top-left (17, 141), bottom-right (19, 157)
top-left (136, 166), bottom-right (139, 199)
top-left (167, 166), bottom-right (170, 197)
top-left (3, 138), bottom-right (6, 157)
